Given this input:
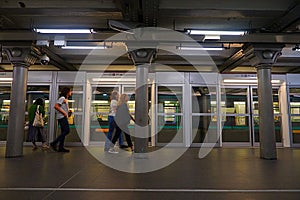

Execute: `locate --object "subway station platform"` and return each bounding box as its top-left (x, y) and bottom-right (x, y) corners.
top-left (0, 146), bottom-right (300, 200)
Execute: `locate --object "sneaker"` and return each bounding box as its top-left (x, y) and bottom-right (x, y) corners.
top-left (58, 148), bottom-right (70, 153)
top-left (32, 145), bottom-right (38, 150)
top-left (108, 148), bottom-right (119, 154)
top-left (50, 142), bottom-right (58, 152)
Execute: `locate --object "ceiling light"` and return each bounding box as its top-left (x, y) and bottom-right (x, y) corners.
top-left (0, 78), bottom-right (13, 81)
top-left (61, 46), bottom-right (107, 50)
top-left (177, 46), bottom-right (224, 51)
top-left (34, 28), bottom-right (94, 34)
top-left (204, 35), bottom-right (221, 40)
top-left (187, 30), bottom-right (246, 36)
top-left (223, 79), bottom-right (281, 84)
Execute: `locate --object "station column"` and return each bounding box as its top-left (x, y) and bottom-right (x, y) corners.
top-left (128, 48), bottom-right (156, 154)
top-left (244, 44), bottom-right (283, 159)
top-left (4, 46), bottom-right (41, 157)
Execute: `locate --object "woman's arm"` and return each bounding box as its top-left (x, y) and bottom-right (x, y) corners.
top-left (54, 103), bottom-right (67, 117)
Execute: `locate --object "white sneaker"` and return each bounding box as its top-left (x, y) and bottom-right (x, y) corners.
top-left (108, 148), bottom-right (119, 154)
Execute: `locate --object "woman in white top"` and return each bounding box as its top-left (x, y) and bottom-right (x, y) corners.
top-left (50, 87), bottom-right (72, 152)
top-left (104, 90), bottom-right (126, 151)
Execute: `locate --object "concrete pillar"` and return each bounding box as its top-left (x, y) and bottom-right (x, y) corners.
top-left (6, 63), bottom-right (28, 157)
top-left (135, 65), bottom-right (149, 153)
top-left (128, 48), bottom-right (156, 153)
top-left (256, 64), bottom-right (277, 159)
top-left (4, 46), bottom-right (41, 157)
top-left (243, 44), bottom-right (283, 159)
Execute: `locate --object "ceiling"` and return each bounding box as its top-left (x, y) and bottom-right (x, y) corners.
top-left (0, 0), bottom-right (300, 73)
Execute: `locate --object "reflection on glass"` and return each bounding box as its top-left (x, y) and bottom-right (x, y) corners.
top-left (25, 86), bottom-right (50, 141)
top-left (252, 88), bottom-right (280, 114)
top-left (157, 116), bottom-right (183, 143)
top-left (158, 86), bottom-right (182, 113)
top-left (90, 86), bottom-right (118, 142)
top-left (157, 86), bottom-right (183, 144)
top-left (0, 86), bottom-right (11, 141)
top-left (223, 88), bottom-right (248, 114)
top-left (253, 116), bottom-right (282, 142)
top-left (289, 88), bottom-right (300, 143)
top-left (61, 115), bottom-right (83, 143)
top-left (192, 86), bottom-right (217, 113)
top-left (253, 88), bottom-right (281, 143)
top-left (222, 116), bottom-right (250, 142)
top-left (192, 116), bottom-right (218, 143)
top-left (58, 85), bottom-right (84, 143)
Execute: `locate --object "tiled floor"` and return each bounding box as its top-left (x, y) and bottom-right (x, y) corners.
top-left (0, 146), bottom-right (300, 199)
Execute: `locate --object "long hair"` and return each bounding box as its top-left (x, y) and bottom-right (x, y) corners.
top-left (60, 87), bottom-right (71, 98)
top-left (110, 90), bottom-right (119, 101)
top-left (34, 98), bottom-right (44, 106)
top-left (117, 94), bottom-right (128, 106)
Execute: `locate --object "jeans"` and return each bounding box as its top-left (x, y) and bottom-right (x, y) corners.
top-left (52, 117), bottom-right (70, 150)
top-left (104, 116), bottom-right (124, 149)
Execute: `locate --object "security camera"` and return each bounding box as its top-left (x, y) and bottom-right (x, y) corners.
top-left (40, 54), bottom-right (50, 65)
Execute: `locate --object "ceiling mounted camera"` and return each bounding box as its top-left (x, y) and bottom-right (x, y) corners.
top-left (40, 54), bottom-right (50, 65)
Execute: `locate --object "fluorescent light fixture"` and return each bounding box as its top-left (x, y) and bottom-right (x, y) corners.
top-left (223, 79), bottom-right (281, 84)
top-left (204, 35), bottom-right (221, 40)
top-left (0, 78), bottom-right (13, 81)
top-left (61, 46), bottom-right (107, 50)
top-left (188, 30), bottom-right (246, 36)
top-left (34, 28), bottom-right (94, 34)
top-left (92, 77), bottom-right (136, 82)
top-left (178, 46), bottom-right (224, 51)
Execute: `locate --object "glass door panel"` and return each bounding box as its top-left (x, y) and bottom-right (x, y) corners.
top-left (0, 86), bottom-right (11, 141)
top-left (157, 86), bottom-right (183, 144)
top-left (90, 86), bottom-right (119, 142)
top-left (191, 86), bottom-right (218, 144)
top-left (25, 85), bottom-right (50, 142)
top-left (192, 116), bottom-right (218, 143)
top-left (289, 87), bottom-right (300, 144)
top-left (56, 85), bottom-right (84, 143)
top-left (221, 87), bottom-right (250, 143)
top-left (252, 88), bottom-right (282, 143)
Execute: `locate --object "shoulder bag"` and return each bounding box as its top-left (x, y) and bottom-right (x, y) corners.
top-left (33, 105), bottom-right (44, 127)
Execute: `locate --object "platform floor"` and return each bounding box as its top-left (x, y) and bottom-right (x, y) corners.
top-left (0, 146), bottom-right (300, 200)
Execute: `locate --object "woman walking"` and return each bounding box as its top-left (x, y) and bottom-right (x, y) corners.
top-left (50, 87), bottom-right (72, 152)
top-left (108, 94), bottom-right (134, 153)
top-left (104, 90), bottom-right (127, 151)
top-left (27, 98), bottom-right (48, 150)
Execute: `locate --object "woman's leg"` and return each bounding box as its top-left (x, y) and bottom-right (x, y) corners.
top-left (105, 116), bottom-right (115, 150)
top-left (124, 132), bottom-right (133, 149)
top-left (111, 125), bottom-right (122, 146)
top-left (57, 117), bottom-right (70, 151)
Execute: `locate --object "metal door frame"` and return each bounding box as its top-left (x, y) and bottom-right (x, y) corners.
top-left (155, 84), bottom-right (185, 147)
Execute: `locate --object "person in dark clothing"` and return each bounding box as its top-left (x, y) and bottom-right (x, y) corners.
top-left (27, 98), bottom-right (48, 150)
top-left (108, 94), bottom-right (134, 153)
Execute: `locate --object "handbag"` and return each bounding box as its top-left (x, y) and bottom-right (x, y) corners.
top-left (33, 105), bottom-right (44, 127)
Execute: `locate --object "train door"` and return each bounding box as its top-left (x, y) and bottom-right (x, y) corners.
top-left (55, 84), bottom-right (85, 146)
top-left (0, 84), bottom-right (11, 143)
top-left (89, 85), bottom-right (120, 144)
top-left (25, 85), bottom-right (51, 143)
top-left (251, 87), bottom-right (282, 146)
top-left (156, 85), bottom-right (184, 146)
top-left (220, 86), bottom-right (252, 146)
top-left (190, 85), bottom-right (219, 147)
top-left (287, 87), bottom-right (300, 147)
